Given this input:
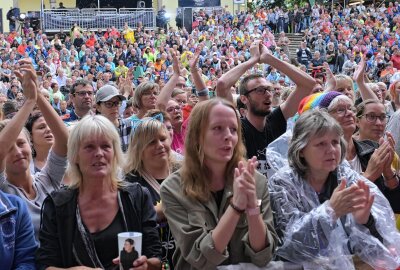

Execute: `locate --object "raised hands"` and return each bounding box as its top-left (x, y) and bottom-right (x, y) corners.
top-left (364, 137), bottom-right (394, 182)
top-left (169, 48), bottom-right (180, 77)
top-left (233, 156), bottom-right (259, 211)
top-left (189, 43), bottom-right (203, 72)
top-left (323, 62), bottom-right (337, 92)
top-left (119, 74), bottom-right (134, 98)
top-left (14, 59), bottom-right (38, 102)
top-left (353, 56), bottom-right (367, 83)
top-left (259, 43), bottom-right (273, 65)
top-left (249, 40), bottom-right (261, 62)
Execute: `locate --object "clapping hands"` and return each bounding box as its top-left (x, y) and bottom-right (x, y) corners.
top-left (232, 157), bottom-right (259, 211)
top-left (330, 179), bottom-right (374, 225)
top-left (14, 59), bottom-right (38, 102)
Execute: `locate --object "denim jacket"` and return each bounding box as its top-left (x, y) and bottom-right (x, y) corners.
top-left (0, 191), bottom-right (37, 270)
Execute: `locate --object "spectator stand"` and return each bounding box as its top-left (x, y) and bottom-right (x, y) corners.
top-left (177, 6), bottom-right (224, 32)
top-left (42, 8), bottom-right (156, 33)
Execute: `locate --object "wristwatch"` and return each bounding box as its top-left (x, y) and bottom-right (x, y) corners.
top-left (247, 199), bottom-right (261, 216)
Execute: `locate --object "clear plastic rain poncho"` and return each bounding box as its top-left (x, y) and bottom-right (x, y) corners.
top-left (266, 128), bottom-right (400, 270)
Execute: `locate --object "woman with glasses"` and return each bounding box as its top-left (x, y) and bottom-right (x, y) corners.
top-left (269, 109), bottom-right (400, 269)
top-left (95, 85), bottom-right (134, 152)
top-left (295, 93), bottom-right (400, 213)
top-left (386, 80), bottom-right (400, 157)
top-left (157, 50), bottom-right (195, 155)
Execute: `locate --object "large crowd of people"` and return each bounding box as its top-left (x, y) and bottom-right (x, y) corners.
top-left (2, 1), bottom-right (400, 270)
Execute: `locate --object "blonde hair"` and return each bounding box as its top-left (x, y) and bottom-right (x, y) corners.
top-left (390, 80), bottom-right (400, 102)
top-left (181, 98), bottom-right (246, 202)
top-left (124, 119), bottom-right (174, 174)
top-left (334, 74), bottom-right (354, 91)
top-left (67, 115), bottom-right (124, 189)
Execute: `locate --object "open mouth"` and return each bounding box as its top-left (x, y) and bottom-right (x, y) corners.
top-left (92, 162), bottom-right (106, 167)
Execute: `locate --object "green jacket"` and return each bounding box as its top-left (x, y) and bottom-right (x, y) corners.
top-left (160, 170), bottom-right (277, 270)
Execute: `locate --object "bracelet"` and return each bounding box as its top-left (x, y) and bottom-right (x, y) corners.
top-left (247, 199), bottom-right (262, 216)
top-left (246, 206), bottom-right (260, 216)
top-left (229, 201), bottom-right (245, 215)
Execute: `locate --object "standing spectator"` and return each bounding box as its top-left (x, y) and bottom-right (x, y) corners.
top-left (391, 48), bottom-right (400, 70)
top-left (297, 41), bottom-right (312, 69)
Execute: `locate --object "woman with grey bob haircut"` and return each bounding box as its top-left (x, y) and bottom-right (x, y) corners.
top-left (288, 109), bottom-right (347, 177)
top-left (268, 109), bottom-right (400, 270)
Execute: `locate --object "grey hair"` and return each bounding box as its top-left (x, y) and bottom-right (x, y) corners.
top-left (288, 109), bottom-right (347, 177)
top-left (327, 95), bottom-right (353, 111)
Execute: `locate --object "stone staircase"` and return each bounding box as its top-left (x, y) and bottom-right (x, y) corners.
top-left (274, 33), bottom-right (304, 59)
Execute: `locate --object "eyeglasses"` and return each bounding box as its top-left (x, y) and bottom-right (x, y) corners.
top-left (74, 91), bottom-right (93, 97)
top-left (329, 105), bottom-right (356, 117)
top-left (166, 106), bottom-right (181, 113)
top-left (245, 86), bottom-right (275, 96)
top-left (361, 113), bottom-right (388, 123)
top-left (102, 100), bottom-right (121, 108)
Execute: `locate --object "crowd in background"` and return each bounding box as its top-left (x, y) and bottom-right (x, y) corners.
top-left (2, 1), bottom-right (400, 270)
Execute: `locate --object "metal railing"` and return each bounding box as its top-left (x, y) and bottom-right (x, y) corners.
top-left (42, 8), bottom-right (156, 32)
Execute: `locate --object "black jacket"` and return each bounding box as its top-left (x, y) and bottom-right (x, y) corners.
top-left (354, 139), bottom-right (400, 213)
top-left (36, 183), bottom-right (162, 269)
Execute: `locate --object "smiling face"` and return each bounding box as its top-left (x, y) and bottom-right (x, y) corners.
top-left (203, 104), bottom-right (239, 166)
top-left (6, 131), bottom-right (32, 175)
top-left (357, 102), bottom-right (386, 142)
top-left (77, 134), bottom-right (114, 179)
top-left (329, 98), bottom-right (357, 136)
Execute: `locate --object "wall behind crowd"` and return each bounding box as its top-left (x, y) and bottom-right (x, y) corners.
top-left (0, 0), bottom-right (13, 33)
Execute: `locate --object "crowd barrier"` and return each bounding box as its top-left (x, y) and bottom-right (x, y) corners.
top-left (42, 8), bottom-right (156, 32)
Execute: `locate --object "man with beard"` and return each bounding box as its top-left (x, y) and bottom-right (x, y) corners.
top-left (63, 80), bottom-right (94, 123)
top-left (217, 41), bottom-right (316, 176)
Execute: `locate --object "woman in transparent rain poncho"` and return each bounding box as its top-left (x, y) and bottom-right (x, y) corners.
top-left (268, 109), bottom-right (400, 270)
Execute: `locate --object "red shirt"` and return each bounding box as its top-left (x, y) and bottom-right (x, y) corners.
top-left (392, 54), bottom-right (400, 70)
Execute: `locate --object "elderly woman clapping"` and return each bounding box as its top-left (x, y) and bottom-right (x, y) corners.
top-left (269, 109), bottom-right (400, 269)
